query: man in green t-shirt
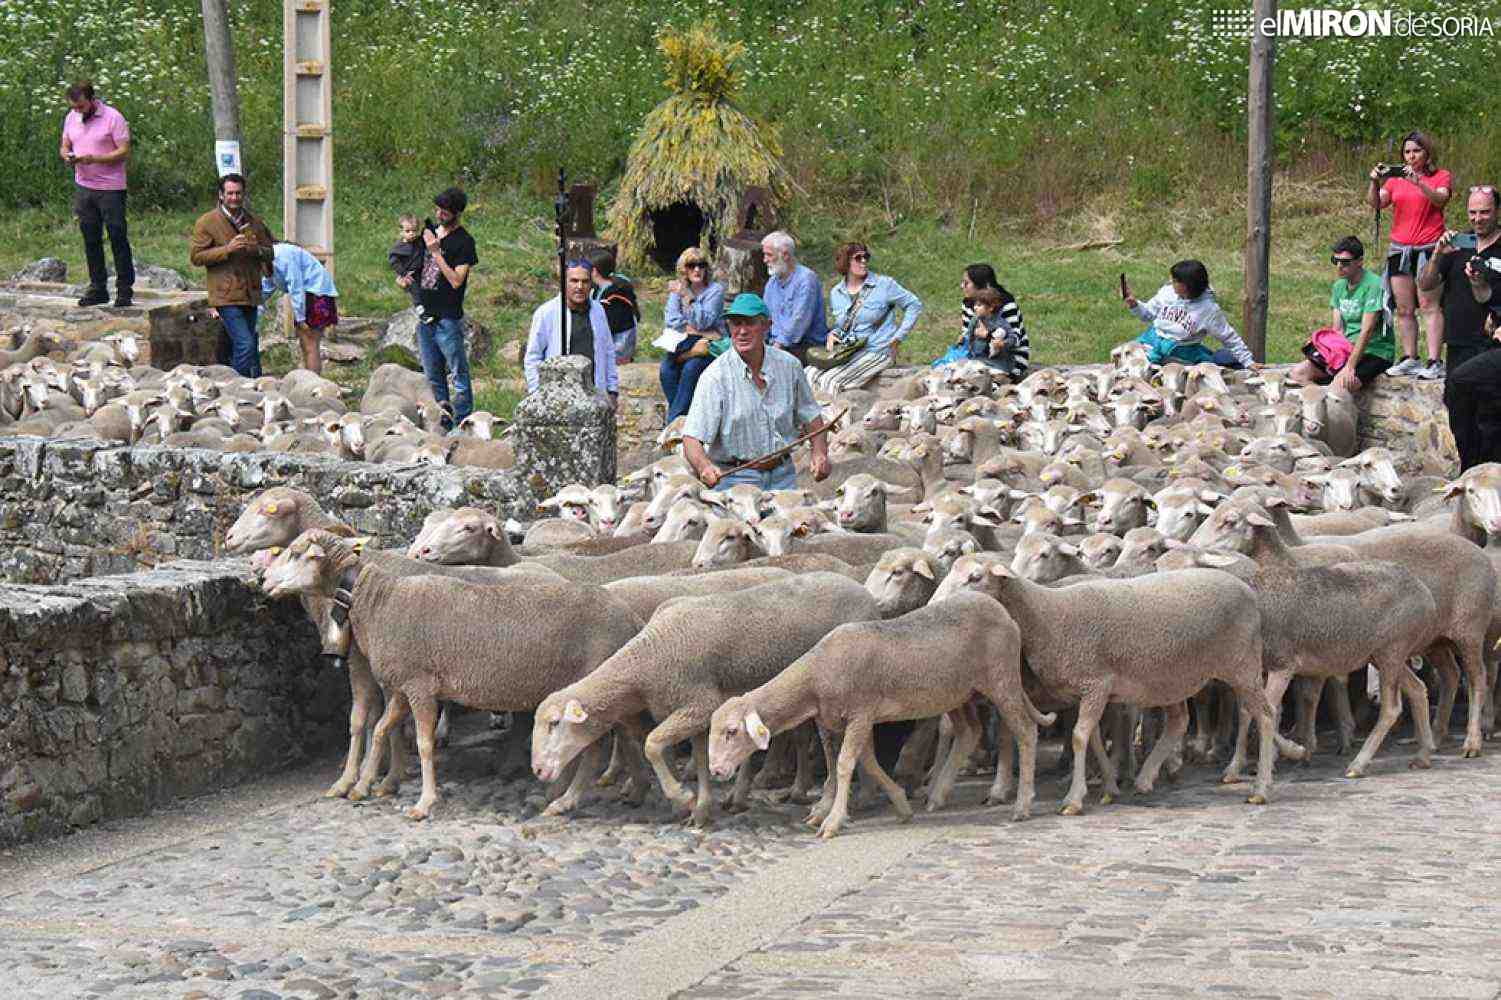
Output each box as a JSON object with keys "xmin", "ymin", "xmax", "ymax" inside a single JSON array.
[{"xmin": 1291, "ymin": 236, "xmax": 1393, "ymax": 391}]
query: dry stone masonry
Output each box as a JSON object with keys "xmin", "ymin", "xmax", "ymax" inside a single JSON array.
[{"xmin": 0, "ymin": 560, "xmax": 343, "ymax": 846}]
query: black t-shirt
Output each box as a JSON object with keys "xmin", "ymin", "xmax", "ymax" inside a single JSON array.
[
  {"xmin": 417, "ymin": 226, "xmax": 479, "ymax": 320},
  {"xmin": 566, "ymin": 306, "xmax": 596, "ymax": 384},
  {"xmin": 594, "ymin": 277, "xmax": 639, "ymax": 335},
  {"xmin": 1436, "ymin": 238, "xmax": 1501, "ymax": 348}
]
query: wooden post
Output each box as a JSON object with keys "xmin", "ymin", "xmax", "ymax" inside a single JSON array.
[
  {"xmin": 1243, "ymin": 0, "xmax": 1276, "ymax": 362},
  {"xmin": 283, "ymin": 0, "xmax": 334, "ymax": 276},
  {"xmin": 201, "ymin": 0, "xmax": 243, "ymax": 173}
]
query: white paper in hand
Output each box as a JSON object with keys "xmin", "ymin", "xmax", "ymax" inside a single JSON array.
[{"xmin": 652, "ymin": 328, "xmax": 689, "ymax": 353}]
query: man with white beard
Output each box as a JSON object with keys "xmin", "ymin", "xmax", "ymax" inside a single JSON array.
[{"xmin": 760, "ymin": 230, "xmax": 827, "ymax": 363}]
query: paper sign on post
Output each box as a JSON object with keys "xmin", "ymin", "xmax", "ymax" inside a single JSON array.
[{"xmin": 215, "ymin": 140, "xmax": 242, "ymax": 176}]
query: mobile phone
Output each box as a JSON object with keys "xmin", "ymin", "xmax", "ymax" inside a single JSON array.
[
  {"xmin": 1119, "ymin": 273, "xmax": 1129, "ymax": 300},
  {"xmin": 1452, "ymin": 232, "xmax": 1479, "ymax": 251}
]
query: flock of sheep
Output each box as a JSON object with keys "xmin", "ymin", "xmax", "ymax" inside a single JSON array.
[
  {"xmin": 0, "ymin": 326, "xmax": 513, "ymax": 467},
  {"xmin": 215, "ymin": 342, "xmax": 1500, "ymax": 839}
]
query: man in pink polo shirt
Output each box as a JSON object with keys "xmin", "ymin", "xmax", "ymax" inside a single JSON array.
[{"xmin": 58, "ymin": 80, "xmax": 135, "ymax": 308}]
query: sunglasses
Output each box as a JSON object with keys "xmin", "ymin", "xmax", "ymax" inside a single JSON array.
[
  {"xmin": 850, "ymin": 252, "xmax": 870, "ymax": 263},
  {"xmin": 565, "ymin": 259, "xmax": 593, "ymax": 272},
  {"xmin": 1471, "ymin": 185, "xmax": 1496, "ymax": 194},
  {"xmin": 685, "ymin": 261, "xmax": 707, "ymax": 269},
  {"xmin": 1331, "ymin": 256, "xmax": 1360, "ymax": 266}
]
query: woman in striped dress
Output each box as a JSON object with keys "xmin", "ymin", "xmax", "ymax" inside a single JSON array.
[
  {"xmin": 806, "ymin": 241, "xmax": 924, "ymax": 394},
  {"xmin": 957, "ymin": 263, "xmax": 1029, "ymax": 376}
]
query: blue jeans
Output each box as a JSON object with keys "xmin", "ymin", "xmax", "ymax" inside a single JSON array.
[
  {"xmin": 418, "ymin": 316, "xmax": 473, "ymax": 426},
  {"xmin": 220, "ymin": 305, "xmax": 261, "ymax": 377},
  {"xmin": 714, "ymin": 457, "xmax": 797, "ymax": 492},
  {"xmin": 659, "ymin": 353, "xmax": 712, "ymax": 423}
]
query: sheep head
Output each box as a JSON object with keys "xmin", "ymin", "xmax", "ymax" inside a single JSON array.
[{"xmin": 708, "ymin": 695, "xmax": 772, "ymax": 779}]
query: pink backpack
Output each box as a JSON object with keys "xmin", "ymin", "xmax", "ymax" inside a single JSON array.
[{"xmin": 1302, "ymin": 327, "xmax": 1354, "ymax": 374}]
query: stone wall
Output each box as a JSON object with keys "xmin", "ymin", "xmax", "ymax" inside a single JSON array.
[
  {"xmin": 1356, "ymin": 376, "xmax": 1456, "ymax": 475},
  {"xmin": 0, "ymin": 437, "xmax": 528, "ymax": 586},
  {"xmin": 0, "ymin": 561, "xmax": 341, "ymax": 846}
]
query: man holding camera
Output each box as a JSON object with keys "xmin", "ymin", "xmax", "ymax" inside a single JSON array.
[
  {"xmin": 1420, "ymin": 185, "xmax": 1501, "ymax": 470},
  {"xmin": 189, "ymin": 173, "xmax": 275, "ymax": 378},
  {"xmin": 59, "ymin": 81, "xmax": 135, "ymax": 308},
  {"xmin": 416, "ymin": 187, "xmax": 479, "ymax": 429}
]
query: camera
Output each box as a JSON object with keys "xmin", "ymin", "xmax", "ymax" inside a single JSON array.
[
  {"xmin": 1374, "ymin": 163, "xmax": 1407, "ymax": 181},
  {"xmin": 1451, "ymin": 232, "xmax": 1479, "ymax": 251},
  {"xmin": 1471, "ymin": 255, "xmax": 1501, "ymax": 280}
]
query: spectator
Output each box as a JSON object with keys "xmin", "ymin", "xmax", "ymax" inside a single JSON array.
[
  {"xmin": 586, "ymin": 247, "xmax": 640, "ymax": 364},
  {"xmin": 1286, "ymin": 236, "xmax": 1392, "ymax": 391},
  {"xmin": 524, "ymin": 260, "xmax": 619, "ymax": 408},
  {"xmin": 659, "ymin": 247, "xmax": 727, "ymax": 423},
  {"xmin": 1122, "ymin": 259, "xmax": 1254, "ymax": 369},
  {"xmin": 1370, "ymin": 131, "xmax": 1452, "ymax": 380},
  {"xmin": 262, "ymin": 242, "xmax": 339, "ymax": 375},
  {"xmin": 807, "ymin": 241, "xmax": 924, "ymax": 393},
  {"xmin": 59, "ymin": 80, "xmax": 134, "ymax": 308},
  {"xmin": 956, "ymin": 263, "xmax": 1030, "ymax": 377},
  {"xmin": 416, "ymin": 187, "xmax": 479, "ymax": 428},
  {"xmin": 760, "ymin": 231, "xmax": 827, "ymax": 362},
  {"xmin": 683, "ymin": 293, "xmax": 830, "ymax": 492},
  {"xmin": 1421, "ymin": 186, "xmax": 1501, "ymax": 470},
  {"xmin": 389, "ymin": 213, "xmax": 425, "ymax": 317},
  {"xmin": 189, "ymin": 172, "xmax": 275, "ymax": 378},
  {"xmin": 933, "ymin": 286, "xmax": 1024, "ymax": 380}
]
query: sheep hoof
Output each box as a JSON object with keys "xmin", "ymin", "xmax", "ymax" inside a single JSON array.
[
  {"xmin": 541, "ymin": 798, "xmax": 574, "ymax": 817},
  {"xmin": 1100, "ymin": 792, "xmax": 1118, "ymax": 806},
  {"xmin": 374, "ymin": 782, "xmax": 400, "ymax": 799},
  {"xmin": 1010, "ymin": 805, "xmax": 1032, "ymax": 822},
  {"xmin": 347, "ymin": 785, "xmax": 370, "ymax": 802},
  {"xmin": 405, "ymin": 805, "xmax": 431, "ymax": 820},
  {"xmin": 1462, "ymin": 744, "xmax": 1483, "ymax": 759},
  {"xmin": 816, "ymin": 816, "xmax": 846, "ymax": 839},
  {"xmin": 764, "ymin": 787, "xmax": 793, "ymax": 803},
  {"xmin": 1245, "ymin": 793, "xmax": 1267, "ymax": 806},
  {"xmin": 324, "ymin": 783, "xmax": 352, "ymax": 799},
  {"xmin": 1058, "ymin": 802, "xmax": 1083, "ymax": 817},
  {"xmin": 983, "ymin": 792, "xmax": 1013, "ymax": 807},
  {"xmin": 1219, "ymin": 773, "xmax": 1245, "ymax": 785},
  {"xmin": 1343, "ymin": 767, "xmax": 1364, "ymax": 779},
  {"xmin": 1408, "ymin": 756, "xmax": 1432, "ymax": 770},
  {"xmin": 719, "ymin": 795, "xmax": 750, "ymax": 814}
]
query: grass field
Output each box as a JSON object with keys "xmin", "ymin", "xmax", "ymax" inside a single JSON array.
[{"xmin": 0, "ymin": 170, "xmax": 1416, "ymax": 415}]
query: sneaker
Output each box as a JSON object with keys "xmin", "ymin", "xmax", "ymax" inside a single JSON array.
[
  {"xmin": 1417, "ymin": 359, "xmax": 1445, "ymax": 381},
  {"xmin": 1387, "ymin": 356, "xmax": 1422, "ymax": 377},
  {"xmin": 76, "ymin": 289, "xmax": 108, "ymax": 307},
  {"xmin": 112, "ymin": 291, "xmax": 133, "ymax": 308}
]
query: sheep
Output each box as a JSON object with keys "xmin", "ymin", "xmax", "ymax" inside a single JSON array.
[
  {"xmin": 752, "ymin": 508, "xmax": 845, "ymax": 556},
  {"xmin": 538, "ymin": 539, "xmax": 702, "ymax": 584},
  {"xmin": 1084, "ymin": 477, "xmax": 1156, "ymax": 535},
  {"xmin": 264, "ymin": 530, "xmax": 645, "ymax": 820},
  {"xmin": 524, "ymin": 518, "xmax": 595, "ymax": 548},
  {"xmin": 932, "ymin": 561, "xmax": 1277, "ymax": 812},
  {"xmin": 458, "ymin": 410, "xmax": 505, "ymax": 439},
  {"xmin": 417, "ymin": 435, "xmax": 516, "ymax": 470},
  {"xmin": 531, "ymin": 573, "xmax": 881, "ymax": 826},
  {"xmin": 406, "ymin": 507, "xmax": 519, "ymax": 566},
  {"xmin": 708, "ymin": 592, "xmax": 1057, "ymax": 837},
  {"xmin": 652, "ymin": 497, "xmax": 714, "ymax": 543},
  {"xmin": 1296, "ymin": 382, "xmax": 1358, "ymax": 458},
  {"xmin": 864, "ymin": 547, "xmax": 942, "ymax": 618},
  {"xmin": 602, "ymin": 566, "xmax": 793, "ymax": 622},
  {"xmin": 1077, "ymin": 532, "xmax": 1124, "ymax": 570},
  {"xmin": 832, "ymin": 473, "xmax": 912, "ymax": 532},
  {"xmin": 1437, "ymin": 462, "xmax": 1501, "ymax": 545},
  {"xmin": 1186, "ymin": 516, "xmax": 1440, "ymax": 771},
  {"xmin": 922, "ymin": 528, "xmax": 980, "ymax": 576}
]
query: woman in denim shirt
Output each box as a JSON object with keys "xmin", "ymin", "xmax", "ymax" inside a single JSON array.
[
  {"xmin": 659, "ymin": 246, "xmax": 728, "ymax": 422},
  {"xmin": 807, "ymin": 241, "xmax": 923, "ymax": 393}
]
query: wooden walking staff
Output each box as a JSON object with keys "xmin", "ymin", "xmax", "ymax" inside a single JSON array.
[{"xmin": 718, "ymin": 406, "xmax": 848, "ymax": 478}]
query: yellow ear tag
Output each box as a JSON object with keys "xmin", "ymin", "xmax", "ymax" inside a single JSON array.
[
  {"xmin": 563, "ymin": 700, "xmax": 589, "ymax": 724},
  {"xmin": 263, "ymin": 501, "xmax": 279, "ymax": 514},
  {"xmin": 1223, "ymin": 466, "xmax": 1240, "ymax": 477}
]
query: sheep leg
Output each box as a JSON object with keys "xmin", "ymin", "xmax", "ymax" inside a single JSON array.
[
  {"xmin": 1426, "ymin": 647, "xmax": 1460, "ymax": 747},
  {"xmin": 918, "ymin": 714, "xmax": 955, "ymax": 801},
  {"xmin": 1061, "ymin": 690, "xmax": 1110, "ymax": 816},
  {"xmin": 1262, "ymin": 670, "xmax": 1310, "ymax": 763},
  {"xmin": 643, "ymin": 710, "xmax": 706, "ymax": 813},
  {"xmin": 1326, "ymin": 676, "xmax": 1356, "ymax": 754},
  {"xmin": 596, "ymin": 732, "xmax": 627, "ymax": 787},
  {"xmin": 614, "ymin": 717, "xmax": 652, "ymax": 806},
  {"xmin": 1401, "ymin": 664, "xmax": 1437, "ymax": 764},
  {"xmin": 817, "ymin": 722, "xmax": 871, "ymax": 839},
  {"xmin": 751, "ymin": 732, "xmax": 796, "ymax": 790},
  {"xmin": 986, "ymin": 718, "xmax": 1017, "ymax": 806},
  {"xmin": 857, "ymin": 739, "xmax": 913, "ymax": 823},
  {"xmin": 351, "ymin": 691, "xmax": 409, "ymax": 801},
  {"xmin": 435, "ymin": 702, "xmax": 451, "ymax": 748},
  {"xmin": 328, "ymin": 655, "xmax": 381, "ymax": 798},
  {"xmin": 1345, "ymin": 667, "xmax": 1408, "ymax": 778},
  {"xmin": 1456, "ymin": 639, "xmax": 1489, "ymax": 758},
  {"xmin": 1134, "ymin": 701, "xmax": 1188, "ymax": 795},
  {"xmin": 806, "ymin": 725, "xmax": 840, "ymax": 826},
  {"xmin": 1186, "ymin": 688, "xmax": 1213, "ymax": 762},
  {"xmin": 1088, "ymin": 724, "xmax": 1120, "ymax": 803},
  {"xmin": 1292, "ymin": 676, "xmax": 1320, "ymax": 756},
  {"xmin": 892, "ymin": 717, "xmax": 938, "ymax": 791},
  {"xmin": 1214, "ymin": 684, "xmax": 1238, "ymax": 761},
  {"xmin": 1236, "ymin": 676, "xmax": 1278, "ymax": 805},
  {"xmin": 405, "ymin": 693, "xmax": 442, "ymax": 820},
  {"xmin": 788, "ymin": 723, "xmax": 822, "ymax": 804},
  {"xmin": 377, "ymin": 713, "xmax": 407, "ymax": 798},
  {"xmin": 990, "ymin": 693, "xmax": 1046, "ymax": 822},
  {"xmin": 544, "ymin": 740, "xmax": 605, "ymax": 816},
  {"xmin": 722, "ymin": 753, "xmax": 755, "ymax": 814},
  {"xmin": 926, "ymin": 704, "xmax": 979, "ymax": 812}
]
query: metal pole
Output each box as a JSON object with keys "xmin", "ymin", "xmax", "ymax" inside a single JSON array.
[
  {"xmin": 201, "ymin": 0, "xmax": 243, "ymax": 174},
  {"xmin": 1243, "ymin": 0, "xmax": 1276, "ymax": 363}
]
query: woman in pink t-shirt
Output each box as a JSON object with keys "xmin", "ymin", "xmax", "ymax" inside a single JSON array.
[{"xmin": 1367, "ymin": 130, "xmax": 1452, "ymax": 379}]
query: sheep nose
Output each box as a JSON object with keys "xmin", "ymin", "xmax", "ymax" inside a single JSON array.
[{"xmin": 418, "ymin": 546, "xmax": 432, "ymax": 557}]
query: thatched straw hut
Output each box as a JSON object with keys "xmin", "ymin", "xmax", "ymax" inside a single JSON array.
[{"xmin": 606, "ymin": 26, "xmax": 790, "ymax": 273}]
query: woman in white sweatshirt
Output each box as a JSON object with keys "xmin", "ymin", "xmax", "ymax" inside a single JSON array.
[{"xmin": 1122, "ymin": 259, "xmax": 1255, "ymax": 368}]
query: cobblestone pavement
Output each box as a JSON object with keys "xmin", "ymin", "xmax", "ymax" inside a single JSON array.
[{"xmin": 4, "ymin": 723, "xmax": 1501, "ymax": 1000}]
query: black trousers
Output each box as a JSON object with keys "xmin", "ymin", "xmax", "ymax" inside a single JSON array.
[
  {"xmin": 74, "ymin": 185, "xmax": 134, "ymax": 295},
  {"xmin": 1445, "ymin": 341, "xmax": 1501, "ymax": 471}
]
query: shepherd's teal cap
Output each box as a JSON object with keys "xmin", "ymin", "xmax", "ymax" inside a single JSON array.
[{"xmin": 724, "ymin": 293, "xmax": 770, "ymax": 318}]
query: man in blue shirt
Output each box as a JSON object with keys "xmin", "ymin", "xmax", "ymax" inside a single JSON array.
[{"xmin": 760, "ymin": 231, "xmax": 827, "ymax": 363}]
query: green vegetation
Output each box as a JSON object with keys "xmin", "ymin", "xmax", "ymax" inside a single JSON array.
[{"xmin": 4, "ymin": 0, "xmax": 1500, "ymax": 413}]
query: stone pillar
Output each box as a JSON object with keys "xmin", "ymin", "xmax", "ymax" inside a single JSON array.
[{"xmin": 512, "ymin": 355, "xmax": 616, "ymax": 503}]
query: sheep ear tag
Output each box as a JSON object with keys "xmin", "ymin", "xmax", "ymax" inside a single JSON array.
[
  {"xmin": 263, "ymin": 501, "xmax": 279, "ymax": 514},
  {"xmin": 745, "ymin": 710, "xmax": 771, "ymax": 751},
  {"xmin": 563, "ymin": 700, "xmax": 589, "ymax": 724}
]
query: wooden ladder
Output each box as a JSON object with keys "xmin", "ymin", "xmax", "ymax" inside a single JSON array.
[{"xmin": 282, "ymin": 0, "xmax": 334, "ymax": 279}]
